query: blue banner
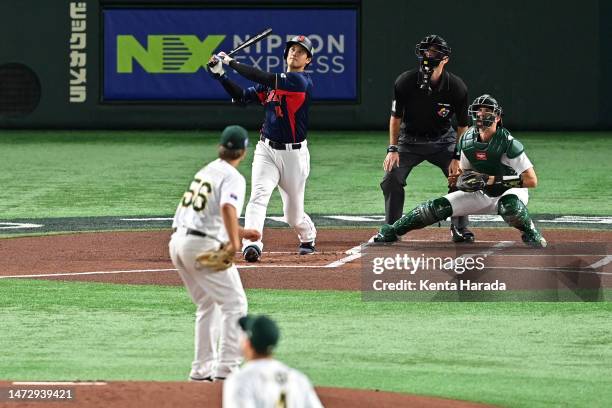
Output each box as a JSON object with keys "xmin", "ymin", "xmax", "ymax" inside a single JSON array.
[{"xmin": 103, "ymin": 8, "xmax": 358, "ymax": 101}]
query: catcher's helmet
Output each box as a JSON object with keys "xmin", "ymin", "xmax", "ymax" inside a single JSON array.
[
  {"xmin": 415, "ymin": 34, "xmax": 451, "ymax": 59},
  {"xmin": 469, "ymin": 94, "xmax": 503, "ymax": 128},
  {"xmin": 284, "ymin": 35, "xmax": 314, "ymax": 59}
]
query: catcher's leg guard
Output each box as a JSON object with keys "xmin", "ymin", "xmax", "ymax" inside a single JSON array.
[
  {"xmin": 497, "ymin": 194, "xmax": 547, "ymax": 248},
  {"xmin": 373, "ymin": 224, "xmax": 398, "ymax": 243},
  {"xmin": 393, "ymin": 197, "xmax": 453, "ymax": 236}
]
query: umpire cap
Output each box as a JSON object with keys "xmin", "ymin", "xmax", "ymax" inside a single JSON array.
[
  {"xmin": 238, "ymin": 314, "xmax": 280, "ymax": 355},
  {"xmin": 284, "ymin": 35, "xmax": 314, "ymax": 59},
  {"xmin": 220, "ymin": 125, "xmax": 249, "ymax": 150}
]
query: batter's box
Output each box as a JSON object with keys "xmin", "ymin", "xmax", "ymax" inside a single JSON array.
[
  {"xmin": 360, "ymin": 242, "xmax": 611, "ymax": 302},
  {"xmin": 236, "ymin": 250, "xmax": 347, "ymax": 267}
]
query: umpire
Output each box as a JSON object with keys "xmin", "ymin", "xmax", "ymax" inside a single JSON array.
[{"xmin": 381, "ymin": 34, "xmax": 473, "ymax": 242}]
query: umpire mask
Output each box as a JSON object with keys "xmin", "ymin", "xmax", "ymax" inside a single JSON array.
[{"xmin": 415, "ymin": 35, "xmax": 451, "ymax": 93}]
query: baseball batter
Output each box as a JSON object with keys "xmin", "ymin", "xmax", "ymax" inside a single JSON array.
[
  {"xmin": 169, "ymin": 126, "xmax": 260, "ymax": 381},
  {"xmin": 207, "ymin": 35, "xmax": 317, "ymax": 262},
  {"xmin": 374, "ymin": 94, "xmax": 547, "ymax": 248},
  {"xmin": 223, "ymin": 314, "xmax": 323, "ymax": 408}
]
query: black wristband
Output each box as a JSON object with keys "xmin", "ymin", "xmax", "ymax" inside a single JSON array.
[
  {"xmin": 453, "ymin": 145, "xmax": 460, "ymax": 160},
  {"xmin": 387, "ymin": 145, "xmax": 399, "ymax": 153}
]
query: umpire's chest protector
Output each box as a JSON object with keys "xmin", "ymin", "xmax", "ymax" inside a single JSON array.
[{"xmin": 460, "ymin": 128, "xmax": 524, "ymax": 175}]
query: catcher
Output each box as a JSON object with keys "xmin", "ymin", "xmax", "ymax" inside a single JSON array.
[
  {"xmin": 169, "ymin": 125, "xmax": 261, "ymax": 382},
  {"xmin": 374, "ymin": 94, "xmax": 546, "ymax": 248}
]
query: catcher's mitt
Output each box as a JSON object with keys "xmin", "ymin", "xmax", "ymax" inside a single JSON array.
[
  {"xmin": 456, "ymin": 170, "xmax": 489, "ymax": 192},
  {"xmin": 196, "ymin": 243, "xmax": 234, "ymax": 272}
]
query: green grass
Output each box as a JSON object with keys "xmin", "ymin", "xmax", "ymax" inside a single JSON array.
[
  {"xmin": 0, "ymin": 130, "xmax": 610, "ymax": 218},
  {"xmin": 1, "ymin": 279, "xmax": 611, "ymax": 407}
]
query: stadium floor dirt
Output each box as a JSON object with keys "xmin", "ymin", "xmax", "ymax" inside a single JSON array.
[
  {"xmin": 0, "ymin": 228, "xmax": 610, "ymax": 289},
  {"xmin": 1, "ymin": 227, "xmax": 610, "ymax": 407},
  {"xmin": 0, "ymin": 380, "xmax": 496, "ymax": 408}
]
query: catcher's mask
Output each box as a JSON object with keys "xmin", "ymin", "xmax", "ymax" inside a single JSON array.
[
  {"xmin": 415, "ymin": 34, "xmax": 451, "ymax": 93},
  {"xmin": 284, "ymin": 35, "xmax": 313, "ymax": 61},
  {"xmin": 469, "ymin": 94, "xmax": 503, "ymax": 129}
]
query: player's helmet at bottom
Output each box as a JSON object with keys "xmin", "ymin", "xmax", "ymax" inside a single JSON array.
[
  {"xmin": 284, "ymin": 35, "xmax": 314, "ymax": 60},
  {"xmin": 469, "ymin": 94, "xmax": 503, "ymax": 128}
]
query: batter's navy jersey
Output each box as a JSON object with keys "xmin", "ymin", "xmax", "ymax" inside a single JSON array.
[{"xmin": 244, "ymin": 72, "xmax": 312, "ymax": 144}]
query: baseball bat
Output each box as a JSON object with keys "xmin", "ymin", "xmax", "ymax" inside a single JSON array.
[
  {"xmin": 208, "ymin": 28, "xmax": 273, "ymax": 67},
  {"xmin": 227, "ymin": 28, "xmax": 273, "ymax": 57}
]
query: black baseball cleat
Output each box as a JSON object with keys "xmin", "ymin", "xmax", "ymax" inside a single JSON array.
[
  {"xmin": 189, "ymin": 375, "xmax": 213, "ymax": 382},
  {"xmin": 298, "ymin": 242, "xmax": 315, "ymax": 255},
  {"xmin": 450, "ymin": 225, "xmax": 475, "ymax": 243},
  {"xmin": 243, "ymin": 245, "xmax": 261, "ymax": 262},
  {"xmin": 521, "ymin": 232, "xmax": 547, "ymax": 248}
]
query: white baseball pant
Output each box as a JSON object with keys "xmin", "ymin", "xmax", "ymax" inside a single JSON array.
[
  {"xmin": 242, "ymin": 139, "xmax": 317, "ymax": 251},
  {"xmin": 445, "ymin": 188, "xmax": 529, "ymax": 215},
  {"xmin": 169, "ymin": 229, "xmax": 247, "ymax": 378}
]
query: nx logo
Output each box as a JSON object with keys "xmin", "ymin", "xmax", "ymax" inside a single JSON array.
[{"xmin": 117, "ymin": 35, "xmax": 225, "ymax": 73}]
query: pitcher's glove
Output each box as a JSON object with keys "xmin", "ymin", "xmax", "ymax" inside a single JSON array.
[
  {"xmin": 456, "ymin": 170, "xmax": 489, "ymax": 193},
  {"xmin": 196, "ymin": 243, "xmax": 234, "ymax": 271}
]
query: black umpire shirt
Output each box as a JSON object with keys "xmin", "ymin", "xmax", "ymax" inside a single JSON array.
[{"xmin": 391, "ymin": 68, "xmax": 468, "ymax": 148}]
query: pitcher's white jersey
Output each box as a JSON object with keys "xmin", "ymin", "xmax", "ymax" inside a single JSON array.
[
  {"xmin": 223, "ymin": 359, "xmax": 323, "ymax": 408},
  {"xmin": 173, "ymin": 158, "xmax": 246, "ymax": 241}
]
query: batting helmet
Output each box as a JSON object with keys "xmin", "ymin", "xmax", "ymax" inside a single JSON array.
[
  {"xmin": 284, "ymin": 35, "xmax": 314, "ymax": 59},
  {"xmin": 414, "ymin": 34, "xmax": 451, "ymax": 59},
  {"xmin": 469, "ymin": 94, "xmax": 503, "ymax": 128}
]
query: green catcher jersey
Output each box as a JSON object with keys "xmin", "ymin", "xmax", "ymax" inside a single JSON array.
[{"xmin": 458, "ymin": 127, "xmax": 524, "ymax": 176}]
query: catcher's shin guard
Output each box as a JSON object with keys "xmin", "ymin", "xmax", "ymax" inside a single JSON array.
[
  {"xmin": 393, "ymin": 197, "xmax": 453, "ymax": 236},
  {"xmin": 373, "ymin": 224, "xmax": 398, "ymax": 243},
  {"xmin": 497, "ymin": 194, "xmax": 547, "ymax": 248}
]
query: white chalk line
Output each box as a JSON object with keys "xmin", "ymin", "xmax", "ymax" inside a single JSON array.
[
  {"xmin": 0, "ymin": 268, "xmax": 178, "ymax": 279},
  {"xmin": 322, "ymin": 241, "xmax": 524, "ymax": 268},
  {"xmin": 483, "ymin": 266, "xmax": 612, "ymax": 276},
  {"xmin": 489, "ymin": 254, "xmax": 611, "ymax": 257},
  {"xmin": 0, "ymin": 264, "xmax": 334, "ymax": 279},
  {"xmin": 325, "ymin": 245, "xmax": 363, "ymax": 268},
  {"xmin": 1, "ymin": 262, "xmax": 610, "ymax": 280},
  {"xmin": 1, "ymin": 244, "xmax": 609, "ymax": 279},
  {"xmin": 238, "ymin": 265, "xmax": 329, "ymax": 269},
  {"xmin": 398, "ymin": 239, "xmax": 520, "ymax": 243},
  {"xmin": 587, "ymin": 255, "xmax": 612, "ymax": 270}
]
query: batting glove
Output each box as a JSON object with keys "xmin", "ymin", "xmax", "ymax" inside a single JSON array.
[
  {"xmin": 209, "ymin": 59, "xmax": 225, "ymax": 75},
  {"xmin": 216, "ymin": 52, "xmax": 234, "ymax": 65}
]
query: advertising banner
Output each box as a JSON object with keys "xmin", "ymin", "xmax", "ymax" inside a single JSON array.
[{"xmin": 103, "ymin": 8, "xmax": 358, "ymax": 101}]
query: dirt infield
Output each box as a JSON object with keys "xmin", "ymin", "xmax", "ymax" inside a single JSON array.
[
  {"xmin": 0, "ymin": 381, "xmax": 495, "ymax": 408},
  {"xmin": 0, "ymin": 227, "xmax": 609, "ymax": 290},
  {"xmin": 1, "ymin": 227, "xmax": 610, "ymax": 407}
]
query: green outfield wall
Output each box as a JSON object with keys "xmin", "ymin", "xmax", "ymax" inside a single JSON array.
[{"xmin": 0, "ymin": 0, "xmax": 610, "ymax": 130}]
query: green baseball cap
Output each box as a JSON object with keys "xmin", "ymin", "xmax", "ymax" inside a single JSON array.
[
  {"xmin": 220, "ymin": 125, "xmax": 249, "ymax": 150},
  {"xmin": 238, "ymin": 314, "xmax": 280, "ymax": 354}
]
